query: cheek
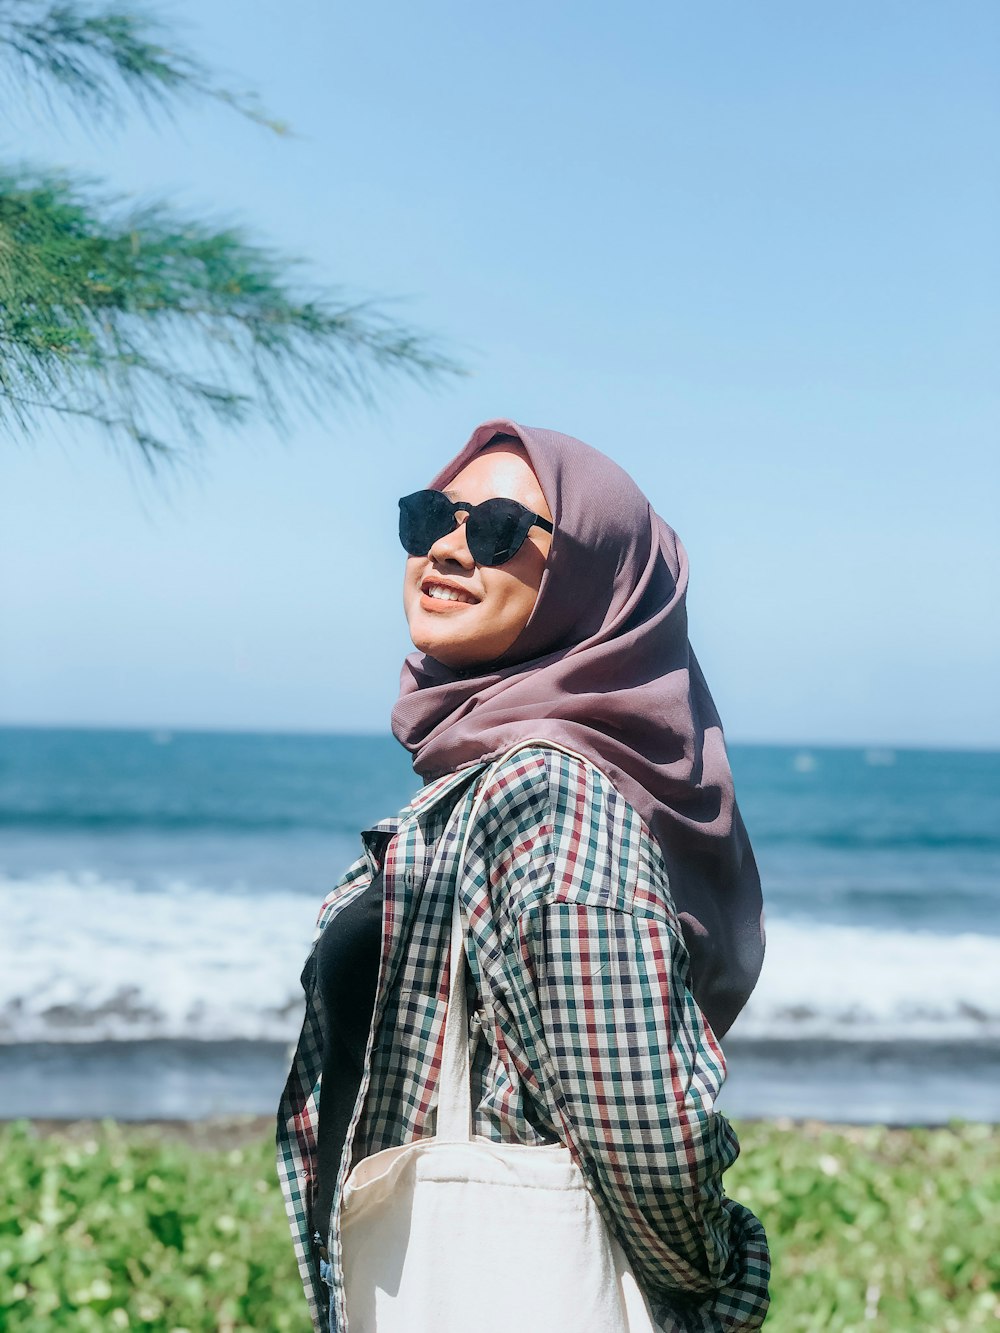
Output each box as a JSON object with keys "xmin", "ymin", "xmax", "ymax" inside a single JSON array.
[
  {"xmin": 487, "ymin": 572, "xmax": 538, "ymax": 636},
  {"xmin": 497, "ymin": 544, "xmax": 546, "ymax": 618},
  {"xmin": 402, "ymin": 560, "xmax": 422, "ymax": 608}
]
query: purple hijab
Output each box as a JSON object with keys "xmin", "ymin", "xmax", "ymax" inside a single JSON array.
[{"xmin": 391, "ymin": 419, "xmax": 765, "ymax": 1037}]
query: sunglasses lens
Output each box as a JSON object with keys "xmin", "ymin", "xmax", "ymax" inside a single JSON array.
[
  {"xmin": 467, "ymin": 497, "xmax": 530, "ymax": 566},
  {"xmin": 399, "ymin": 491, "xmax": 538, "ymax": 566},
  {"xmin": 399, "ymin": 490, "xmax": 454, "ymax": 556}
]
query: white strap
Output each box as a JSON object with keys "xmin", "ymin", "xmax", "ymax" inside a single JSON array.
[
  {"xmin": 435, "ymin": 772, "xmax": 492, "ymax": 1142},
  {"xmin": 435, "ymin": 738, "xmax": 594, "ymax": 1143}
]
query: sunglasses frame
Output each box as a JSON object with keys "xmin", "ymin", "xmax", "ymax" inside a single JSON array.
[{"xmin": 399, "ymin": 489, "xmax": 554, "ymax": 567}]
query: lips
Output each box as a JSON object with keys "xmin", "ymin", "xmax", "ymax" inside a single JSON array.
[{"xmin": 420, "ymin": 578, "xmax": 480, "ymax": 606}]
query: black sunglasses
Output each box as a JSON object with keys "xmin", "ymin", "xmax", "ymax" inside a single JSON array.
[{"xmin": 398, "ymin": 489, "xmax": 553, "ymax": 567}]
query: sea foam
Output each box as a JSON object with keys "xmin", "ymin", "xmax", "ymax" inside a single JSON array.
[
  {"xmin": 3, "ymin": 872, "xmax": 999, "ymax": 1044},
  {"xmin": 1, "ymin": 872, "xmax": 318, "ymax": 1043},
  {"xmin": 731, "ymin": 917, "xmax": 1000, "ymax": 1041}
]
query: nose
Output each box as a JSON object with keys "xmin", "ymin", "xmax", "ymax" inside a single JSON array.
[{"xmin": 427, "ymin": 513, "xmax": 475, "ymax": 568}]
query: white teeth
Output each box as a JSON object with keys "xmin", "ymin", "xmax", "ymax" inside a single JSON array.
[{"xmin": 426, "ymin": 584, "xmax": 471, "ymax": 603}]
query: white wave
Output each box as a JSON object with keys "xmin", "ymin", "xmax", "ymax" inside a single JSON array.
[
  {"xmin": 0, "ymin": 871, "xmax": 319, "ymax": 1043},
  {"xmin": 2, "ymin": 873, "xmax": 999, "ymax": 1044},
  {"xmin": 731, "ymin": 918, "xmax": 1000, "ymax": 1042}
]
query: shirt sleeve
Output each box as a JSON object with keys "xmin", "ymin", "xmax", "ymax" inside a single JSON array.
[{"xmin": 481, "ymin": 752, "xmax": 770, "ymax": 1331}]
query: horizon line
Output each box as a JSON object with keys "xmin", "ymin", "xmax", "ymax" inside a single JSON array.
[{"xmin": 1, "ymin": 720, "xmax": 997, "ymax": 756}]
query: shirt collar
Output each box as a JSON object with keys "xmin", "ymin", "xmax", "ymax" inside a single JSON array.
[{"xmin": 360, "ymin": 761, "xmax": 489, "ymax": 853}]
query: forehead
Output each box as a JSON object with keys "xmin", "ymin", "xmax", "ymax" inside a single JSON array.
[{"xmin": 443, "ymin": 444, "xmax": 547, "ymax": 512}]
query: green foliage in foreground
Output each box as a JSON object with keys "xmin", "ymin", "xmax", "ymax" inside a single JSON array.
[
  {"xmin": 0, "ymin": 1119, "xmax": 303, "ymax": 1333},
  {"xmin": 0, "ymin": 1119, "xmax": 996, "ymax": 1331},
  {"xmin": 725, "ymin": 1120, "xmax": 999, "ymax": 1331}
]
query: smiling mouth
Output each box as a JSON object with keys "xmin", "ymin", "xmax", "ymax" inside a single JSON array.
[{"xmin": 421, "ymin": 580, "xmax": 479, "ymax": 606}]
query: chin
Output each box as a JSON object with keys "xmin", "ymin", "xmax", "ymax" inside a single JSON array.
[
  {"xmin": 405, "ymin": 607, "xmax": 465, "ymax": 665},
  {"xmin": 416, "ymin": 638, "xmax": 474, "ymax": 669},
  {"xmin": 408, "ymin": 625, "xmax": 486, "ymax": 671},
  {"xmin": 406, "ymin": 607, "xmax": 519, "ymax": 671}
]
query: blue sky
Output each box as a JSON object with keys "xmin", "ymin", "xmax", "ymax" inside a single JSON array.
[{"xmin": 2, "ymin": 0, "xmax": 998, "ymax": 746}]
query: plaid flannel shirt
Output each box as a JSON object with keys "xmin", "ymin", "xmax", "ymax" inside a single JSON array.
[{"xmin": 276, "ymin": 744, "xmax": 770, "ymax": 1332}]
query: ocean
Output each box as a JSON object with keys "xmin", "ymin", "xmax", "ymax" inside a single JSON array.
[{"xmin": 2, "ymin": 727, "xmax": 998, "ymax": 1124}]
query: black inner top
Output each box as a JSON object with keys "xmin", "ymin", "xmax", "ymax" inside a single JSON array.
[{"xmin": 312, "ymin": 866, "xmax": 384, "ymax": 1252}]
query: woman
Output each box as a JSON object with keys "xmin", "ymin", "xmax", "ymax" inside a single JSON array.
[{"xmin": 277, "ymin": 419, "xmax": 770, "ymax": 1332}]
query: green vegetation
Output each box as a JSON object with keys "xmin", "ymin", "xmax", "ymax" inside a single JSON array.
[
  {"xmin": 725, "ymin": 1119, "xmax": 999, "ymax": 1331},
  {"xmin": 0, "ymin": 1118, "xmax": 304, "ymax": 1333},
  {"xmin": 0, "ymin": 2, "xmax": 460, "ymax": 467},
  {"xmin": 0, "ymin": 1117, "xmax": 996, "ymax": 1331}
]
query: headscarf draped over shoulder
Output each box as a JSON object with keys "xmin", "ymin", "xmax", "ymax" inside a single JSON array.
[{"xmin": 391, "ymin": 418, "xmax": 765, "ymax": 1038}]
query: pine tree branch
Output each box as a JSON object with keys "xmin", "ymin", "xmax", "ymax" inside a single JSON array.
[
  {"xmin": 0, "ymin": 0, "xmax": 286, "ymax": 131},
  {"xmin": 0, "ymin": 168, "xmax": 465, "ymax": 465}
]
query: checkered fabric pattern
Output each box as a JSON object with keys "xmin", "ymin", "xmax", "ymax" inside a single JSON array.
[{"xmin": 276, "ymin": 745, "xmax": 770, "ymax": 1332}]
